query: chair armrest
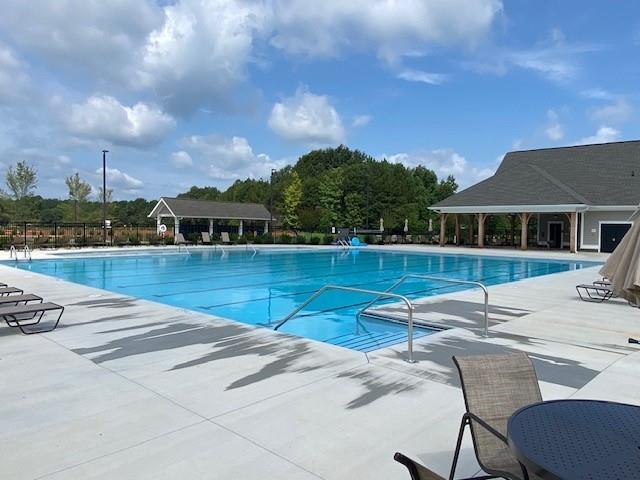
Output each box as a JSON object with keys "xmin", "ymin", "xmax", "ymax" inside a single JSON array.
[{"xmin": 464, "ymin": 412, "xmax": 508, "ymax": 444}]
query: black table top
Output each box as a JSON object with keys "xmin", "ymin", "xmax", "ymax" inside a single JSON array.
[{"xmin": 508, "ymin": 399, "xmax": 640, "ymax": 480}]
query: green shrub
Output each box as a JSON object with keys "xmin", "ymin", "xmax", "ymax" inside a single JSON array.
[
  {"xmin": 364, "ymin": 234, "xmax": 374, "ymax": 244},
  {"xmin": 309, "ymin": 235, "xmax": 320, "ymax": 245},
  {"xmin": 278, "ymin": 235, "xmax": 292, "ymax": 244},
  {"xmin": 296, "ymin": 235, "xmax": 307, "ymax": 244},
  {"xmin": 322, "ymin": 234, "xmax": 334, "ymax": 245},
  {"xmin": 237, "ymin": 236, "xmax": 248, "ymax": 244}
]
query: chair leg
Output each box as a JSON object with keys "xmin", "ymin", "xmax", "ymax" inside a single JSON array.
[{"xmin": 449, "ymin": 415, "xmax": 470, "ymax": 480}]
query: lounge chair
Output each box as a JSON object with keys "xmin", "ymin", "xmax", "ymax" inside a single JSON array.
[
  {"xmin": 394, "ymin": 452, "xmax": 444, "ymax": 480},
  {"xmin": 0, "ymin": 286, "xmax": 24, "ymax": 297},
  {"xmin": 576, "ymin": 283, "xmax": 614, "ymax": 302},
  {"xmin": 0, "ymin": 293, "xmax": 43, "ymax": 306},
  {"xmin": 450, "ymin": 353, "xmax": 543, "ymax": 480},
  {"xmin": 405, "ymin": 234, "xmax": 413, "ymax": 243},
  {"xmin": 0, "ymin": 302, "xmax": 64, "ymax": 334},
  {"xmin": 221, "ymin": 232, "xmax": 231, "ymax": 244},
  {"xmin": 201, "ymin": 231, "xmax": 212, "ymax": 245},
  {"xmin": 175, "ymin": 233, "xmax": 192, "ymax": 245}
]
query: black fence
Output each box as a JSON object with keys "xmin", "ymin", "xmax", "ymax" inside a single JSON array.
[{"xmin": 0, "ymin": 222, "xmax": 165, "ymax": 249}]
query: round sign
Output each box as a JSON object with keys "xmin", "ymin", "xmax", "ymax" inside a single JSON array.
[{"xmin": 158, "ymin": 224, "xmax": 167, "ymax": 233}]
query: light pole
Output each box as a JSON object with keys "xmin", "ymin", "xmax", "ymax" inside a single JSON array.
[
  {"xmin": 102, "ymin": 149, "xmax": 109, "ymax": 245},
  {"xmin": 270, "ymin": 168, "xmax": 276, "ymax": 243}
]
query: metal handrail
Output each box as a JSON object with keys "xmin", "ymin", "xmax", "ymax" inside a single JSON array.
[
  {"xmin": 24, "ymin": 245, "xmax": 31, "ymax": 261},
  {"xmin": 246, "ymin": 243, "xmax": 257, "ymax": 255},
  {"xmin": 177, "ymin": 244, "xmax": 190, "ymax": 255},
  {"xmin": 9, "ymin": 245, "xmax": 16, "ymax": 259},
  {"xmin": 357, "ymin": 275, "xmax": 490, "ymax": 337},
  {"xmin": 273, "ymin": 284, "xmax": 416, "ymax": 363}
]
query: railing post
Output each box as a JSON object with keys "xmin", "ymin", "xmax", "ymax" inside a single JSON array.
[
  {"xmin": 54, "ymin": 222, "xmax": 58, "ymax": 247},
  {"xmin": 23, "ymin": 221, "xmax": 27, "ymax": 246},
  {"xmin": 83, "ymin": 223, "xmax": 87, "ymax": 246}
]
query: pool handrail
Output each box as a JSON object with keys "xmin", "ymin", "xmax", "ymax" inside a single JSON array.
[
  {"xmin": 273, "ymin": 284, "xmax": 416, "ymax": 363},
  {"xmin": 357, "ymin": 275, "xmax": 490, "ymax": 337}
]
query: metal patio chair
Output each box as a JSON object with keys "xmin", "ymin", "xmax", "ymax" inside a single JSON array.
[
  {"xmin": 0, "ymin": 302, "xmax": 64, "ymax": 334},
  {"xmin": 395, "ymin": 452, "xmax": 445, "ymax": 480},
  {"xmin": 450, "ymin": 353, "xmax": 543, "ymax": 480}
]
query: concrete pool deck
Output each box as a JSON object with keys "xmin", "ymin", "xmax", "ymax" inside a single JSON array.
[{"xmin": 0, "ymin": 246, "xmax": 638, "ymax": 479}]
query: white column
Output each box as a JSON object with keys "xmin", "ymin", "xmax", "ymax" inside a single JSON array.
[
  {"xmin": 174, "ymin": 217, "xmax": 180, "ymax": 243},
  {"xmin": 264, "ymin": 220, "xmax": 269, "ymax": 234},
  {"xmin": 238, "ymin": 219, "xmax": 244, "ymax": 236},
  {"xmin": 209, "ymin": 219, "xmax": 214, "ymax": 235},
  {"xmin": 156, "ymin": 215, "xmax": 162, "ymax": 234}
]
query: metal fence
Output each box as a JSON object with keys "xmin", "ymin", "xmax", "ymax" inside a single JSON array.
[{"xmin": 0, "ymin": 222, "xmax": 167, "ymax": 249}]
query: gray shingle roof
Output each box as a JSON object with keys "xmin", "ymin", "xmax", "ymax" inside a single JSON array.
[
  {"xmin": 433, "ymin": 140, "xmax": 640, "ymax": 208},
  {"xmin": 152, "ymin": 197, "xmax": 272, "ymax": 220}
]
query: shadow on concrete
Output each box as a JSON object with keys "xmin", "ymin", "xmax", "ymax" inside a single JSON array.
[
  {"xmin": 336, "ymin": 367, "xmax": 420, "ymax": 409},
  {"xmin": 67, "ymin": 297, "xmax": 139, "ymax": 309}
]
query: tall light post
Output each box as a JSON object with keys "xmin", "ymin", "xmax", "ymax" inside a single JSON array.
[
  {"xmin": 270, "ymin": 168, "xmax": 276, "ymax": 243},
  {"xmin": 102, "ymin": 149, "xmax": 109, "ymax": 245}
]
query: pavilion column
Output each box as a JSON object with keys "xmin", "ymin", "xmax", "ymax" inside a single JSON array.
[
  {"xmin": 520, "ymin": 213, "xmax": 531, "ymax": 250},
  {"xmin": 467, "ymin": 216, "xmax": 474, "ymax": 245},
  {"xmin": 264, "ymin": 220, "xmax": 269, "ymax": 234},
  {"xmin": 478, "ymin": 213, "xmax": 486, "ymax": 248},
  {"xmin": 439, "ymin": 213, "xmax": 448, "ymax": 247},
  {"xmin": 174, "ymin": 217, "xmax": 180, "ymax": 243},
  {"xmin": 566, "ymin": 212, "xmax": 577, "ymax": 253},
  {"xmin": 454, "ymin": 214, "xmax": 461, "ymax": 246},
  {"xmin": 209, "ymin": 219, "xmax": 214, "ymax": 235},
  {"xmin": 238, "ymin": 219, "xmax": 244, "ymax": 237},
  {"xmin": 156, "ymin": 215, "xmax": 162, "ymax": 234}
]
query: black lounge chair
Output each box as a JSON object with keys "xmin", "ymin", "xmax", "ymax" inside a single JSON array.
[
  {"xmin": 450, "ymin": 353, "xmax": 543, "ymax": 480},
  {"xmin": 0, "ymin": 302, "xmax": 64, "ymax": 334},
  {"xmin": 0, "ymin": 286, "xmax": 24, "ymax": 296},
  {"xmin": 394, "ymin": 452, "xmax": 444, "ymax": 480},
  {"xmin": 0, "ymin": 293, "xmax": 43, "ymax": 306},
  {"xmin": 576, "ymin": 283, "xmax": 614, "ymax": 302}
]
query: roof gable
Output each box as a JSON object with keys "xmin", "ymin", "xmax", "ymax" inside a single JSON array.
[{"xmin": 149, "ymin": 197, "xmax": 272, "ymax": 220}]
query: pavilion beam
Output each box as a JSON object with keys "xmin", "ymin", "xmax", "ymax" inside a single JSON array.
[
  {"xmin": 439, "ymin": 213, "xmax": 448, "ymax": 247},
  {"xmin": 478, "ymin": 213, "xmax": 486, "ymax": 248},
  {"xmin": 174, "ymin": 217, "xmax": 180, "ymax": 244},
  {"xmin": 239, "ymin": 219, "xmax": 244, "ymax": 237},
  {"xmin": 454, "ymin": 214, "xmax": 461, "ymax": 246},
  {"xmin": 520, "ymin": 213, "xmax": 531, "ymax": 250},
  {"xmin": 566, "ymin": 212, "xmax": 577, "ymax": 253}
]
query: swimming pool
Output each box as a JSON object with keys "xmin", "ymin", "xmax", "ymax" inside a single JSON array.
[{"xmin": 10, "ymin": 248, "xmax": 598, "ymax": 351}]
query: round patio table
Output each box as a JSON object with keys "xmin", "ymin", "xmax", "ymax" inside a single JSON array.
[{"xmin": 507, "ymin": 399, "xmax": 640, "ymax": 479}]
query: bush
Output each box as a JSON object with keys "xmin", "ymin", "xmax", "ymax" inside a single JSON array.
[
  {"xmin": 309, "ymin": 235, "xmax": 321, "ymax": 245},
  {"xmin": 322, "ymin": 234, "xmax": 334, "ymax": 245},
  {"xmin": 237, "ymin": 235, "xmax": 248, "ymax": 244},
  {"xmin": 278, "ymin": 235, "xmax": 292, "ymax": 244},
  {"xmin": 364, "ymin": 234, "xmax": 374, "ymax": 245},
  {"xmin": 296, "ymin": 235, "xmax": 307, "ymax": 244}
]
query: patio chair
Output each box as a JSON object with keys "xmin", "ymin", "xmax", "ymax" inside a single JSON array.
[
  {"xmin": 0, "ymin": 293, "xmax": 43, "ymax": 306},
  {"xmin": 450, "ymin": 353, "xmax": 542, "ymax": 480},
  {"xmin": 201, "ymin": 231, "xmax": 212, "ymax": 245},
  {"xmin": 221, "ymin": 231, "xmax": 231, "ymax": 244},
  {"xmin": 0, "ymin": 302, "xmax": 64, "ymax": 334},
  {"xmin": 576, "ymin": 283, "xmax": 614, "ymax": 302},
  {"xmin": 175, "ymin": 233, "xmax": 192, "ymax": 245},
  {"xmin": 0, "ymin": 286, "xmax": 24, "ymax": 297},
  {"xmin": 394, "ymin": 452, "xmax": 444, "ymax": 480},
  {"xmin": 405, "ymin": 234, "xmax": 413, "ymax": 243}
]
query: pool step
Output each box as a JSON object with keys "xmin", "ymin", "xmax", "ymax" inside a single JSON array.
[{"xmin": 327, "ymin": 330, "xmax": 428, "ymax": 352}]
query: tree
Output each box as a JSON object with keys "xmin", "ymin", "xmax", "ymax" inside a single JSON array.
[
  {"xmin": 344, "ymin": 192, "xmax": 364, "ymax": 228},
  {"xmin": 97, "ymin": 187, "xmax": 113, "ymax": 204},
  {"xmin": 318, "ymin": 168, "xmax": 343, "ymax": 229},
  {"xmin": 65, "ymin": 172, "xmax": 91, "ymax": 222},
  {"xmin": 6, "ymin": 161, "xmax": 37, "ymax": 200},
  {"xmin": 282, "ymin": 171, "xmax": 302, "ymax": 230}
]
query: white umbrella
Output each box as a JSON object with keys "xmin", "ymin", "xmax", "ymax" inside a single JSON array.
[
  {"xmin": 599, "ymin": 208, "xmax": 640, "ymax": 305},
  {"xmin": 404, "ymin": 218, "xmax": 409, "ymax": 233},
  {"xmin": 379, "ymin": 218, "xmax": 384, "ymax": 232}
]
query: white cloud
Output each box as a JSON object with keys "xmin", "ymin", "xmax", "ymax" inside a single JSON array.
[
  {"xmin": 170, "ymin": 151, "xmax": 193, "ymax": 169},
  {"xmin": 589, "ymin": 98, "xmax": 632, "ymax": 125},
  {"xmin": 96, "ymin": 166, "xmax": 144, "ymax": 190},
  {"xmin": 270, "ymin": 0, "xmax": 502, "ymax": 60},
  {"xmin": 179, "ymin": 134, "xmax": 291, "ymax": 182},
  {"xmin": 385, "ymin": 149, "xmax": 495, "ymax": 188},
  {"xmin": 67, "ymin": 95, "xmax": 175, "ymax": 148},
  {"xmin": 575, "ymin": 126, "xmax": 620, "ymax": 145},
  {"xmin": 581, "ymin": 88, "xmax": 615, "ymax": 100},
  {"xmin": 397, "ymin": 69, "xmax": 449, "ymax": 85},
  {"xmin": 0, "ymin": 44, "xmax": 31, "ymax": 105},
  {"xmin": 544, "ymin": 109, "xmax": 564, "ymax": 141},
  {"xmin": 268, "ymin": 88, "xmax": 345, "ymax": 145},
  {"xmin": 352, "ymin": 115, "xmax": 372, "ymax": 127}
]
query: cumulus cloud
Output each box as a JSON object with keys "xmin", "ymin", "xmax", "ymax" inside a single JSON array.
[
  {"xmin": 170, "ymin": 151, "xmax": 193, "ymax": 169},
  {"xmin": 589, "ymin": 98, "xmax": 632, "ymax": 125},
  {"xmin": 397, "ymin": 69, "xmax": 449, "ymax": 85},
  {"xmin": 179, "ymin": 134, "xmax": 291, "ymax": 182},
  {"xmin": 352, "ymin": 115, "xmax": 372, "ymax": 127},
  {"xmin": 385, "ymin": 149, "xmax": 495, "ymax": 188},
  {"xmin": 575, "ymin": 126, "xmax": 620, "ymax": 145},
  {"xmin": 0, "ymin": 44, "xmax": 31, "ymax": 105},
  {"xmin": 96, "ymin": 166, "xmax": 144, "ymax": 190},
  {"xmin": 67, "ymin": 95, "xmax": 175, "ymax": 148},
  {"xmin": 268, "ymin": 88, "xmax": 345, "ymax": 145},
  {"xmin": 544, "ymin": 109, "xmax": 564, "ymax": 141}
]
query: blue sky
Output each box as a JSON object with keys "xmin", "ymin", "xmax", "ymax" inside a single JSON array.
[{"xmin": 0, "ymin": 0, "xmax": 638, "ymax": 199}]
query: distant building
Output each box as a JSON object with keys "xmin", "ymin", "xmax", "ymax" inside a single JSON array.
[{"xmin": 430, "ymin": 140, "xmax": 640, "ymax": 252}]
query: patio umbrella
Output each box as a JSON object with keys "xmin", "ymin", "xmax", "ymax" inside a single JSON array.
[
  {"xmin": 379, "ymin": 218, "xmax": 384, "ymax": 232},
  {"xmin": 404, "ymin": 218, "xmax": 409, "ymax": 233},
  {"xmin": 599, "ymin": 208, "xmax": 640, "ymax": 305}
]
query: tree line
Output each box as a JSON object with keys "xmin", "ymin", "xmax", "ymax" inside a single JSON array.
[{"xmin": 1, "ymin": 146, "xmax": 458, "ymax": 233}]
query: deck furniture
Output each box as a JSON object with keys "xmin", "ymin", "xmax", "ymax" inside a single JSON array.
[
  {"xmin": 0, "ymin": 287, "xmax": 24, "ymax": 297},
  {"xmin": 0, "ymin": 293, "xmax": 43, "ymax": 306},
  {"xmin": 0, "ymin": 302, "xmax": 64, "ymax": 334},
  {"xmin": 175, "ymin": 233, "xmax": 192, "ymax": 245},
  {"xmin": 508, "ymin": 399, "xmax": 640, "ymax": 480},
  {"xmin": 575, "ymin": 283, "xmax": 614, "ymax": 302},
  {"xmin": 450, "ymin": 353, "xmax": 543, "ymax": 480},
  {"xmin": 221, "ymin": 232, "xmax": 231, "ymax": 244},
  {"xmin": 201, "ymin": 231, "xmax": 212, "ymax": 245},
  {"xmin": 394, "ymin": 452, "xmax": 444, "ymax": 480}
]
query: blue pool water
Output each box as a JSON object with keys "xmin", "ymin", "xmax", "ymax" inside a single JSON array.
[{"xmin": 10, "ymin": 249, "xmax": 598, "ymax": 351}]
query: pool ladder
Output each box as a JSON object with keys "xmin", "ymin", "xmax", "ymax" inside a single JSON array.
[{"xmin": 9, "ymin": 244, "xmax": 31, "ymax": 262}]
